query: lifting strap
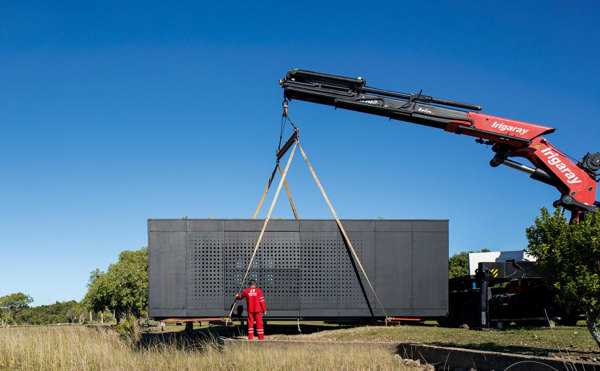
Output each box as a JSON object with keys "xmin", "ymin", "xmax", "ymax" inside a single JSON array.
[
  {"xmin": 277, "ymin": 164, "xmax": 300, "ymax": 220},
  {"xmin": 228, "ymin": 128, "xmax": 388, "ymax": 322},
  {"xmin": 251, "ymin": 164, "xmax": 277, "ymax": 219},
  {"xmin": 227, "ymin": 142, "xmax": 298, "ymax": 321},
  {"xmin": 252, "ymin": 164, "xmax": 299, "ymax": 219},
  {"xmin": 297, "ymin": 142, "xmax": 388, "ymax": 319},
  {"xmin": 251, "ymin": 128, "xmax": 317, "ymax": 225}
]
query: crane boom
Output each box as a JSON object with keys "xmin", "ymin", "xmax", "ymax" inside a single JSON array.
[{"xmin": 280, "ymin": 69, "xmax": 600, "ymax": 220}]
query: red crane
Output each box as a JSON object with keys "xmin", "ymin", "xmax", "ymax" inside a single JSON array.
[{"xmin": 280, "ymin": 69, "xmax": 599, "ymax": 221}]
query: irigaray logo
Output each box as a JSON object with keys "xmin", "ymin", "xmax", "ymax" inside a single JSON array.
[
  {"xmin": 540, "ymin": 148, "xmax": 582, "ymax": 184},
  {"xmin": 491, "ymin": 121, "xmax": 529, "ymax": 135}
]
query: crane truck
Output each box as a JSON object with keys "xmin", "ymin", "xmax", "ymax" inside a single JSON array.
[
  {"xmin": 280, "ymin": 69, "xmax": 599, "ymax": 222},
  {"xmin": 279, "ymin": 69, "xmax": 600, "ymax": 327}
]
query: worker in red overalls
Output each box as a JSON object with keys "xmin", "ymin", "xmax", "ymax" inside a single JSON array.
[{"xmin": 236, "ymin": 279, "xmax": 267, "ymax": 341}]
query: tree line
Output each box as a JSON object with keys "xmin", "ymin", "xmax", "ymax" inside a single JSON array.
[
  {"xmin": 1, "ymin": 248, "xmax": 147, "ymax": 326},
  {"xmin": 0, "ymin": 293, "xmax": 85, "ymax": 326}
]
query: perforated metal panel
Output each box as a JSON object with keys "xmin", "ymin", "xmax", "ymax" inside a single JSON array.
[
  {"xmin": 149, "ymin": 219, "xmax": 448, "ymax": 319},
  {"xmin": 223, "ymin": 232, "xmax": 302, "ymax": 311},
  {"xmin": 302, "ymin": 235, "xmax": 340, "ymax": 309},
  {"xmin": 187, "ymin": 232, "xmax": 223, "ymax": 308}
]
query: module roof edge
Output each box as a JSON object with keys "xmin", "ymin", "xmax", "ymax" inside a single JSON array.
[{"xmin": 147, "ymin": 218, "xmax": 449, "ymax": 222}]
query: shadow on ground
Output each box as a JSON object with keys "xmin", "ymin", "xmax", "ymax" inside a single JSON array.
[
  {"xmin": 139, "ymin": 326, "xmax": 237, "ymax": 350},
  {"xmin": 138, "ymin": 323, "xmax": 352, "ymax": 350},
  {"xmin": 428, "ymin": 341, "xmax": 600, "ymax": 360}
]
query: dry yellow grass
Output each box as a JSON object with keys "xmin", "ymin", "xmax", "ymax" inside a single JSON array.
[{"xmin": 0, "ymin": 326, "xmax": 429, "ymax": 370}]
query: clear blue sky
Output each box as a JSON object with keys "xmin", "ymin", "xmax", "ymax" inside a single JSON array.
[{"xmin": 1, "ymin": 1, "xmax": 599, "ymax": 305}]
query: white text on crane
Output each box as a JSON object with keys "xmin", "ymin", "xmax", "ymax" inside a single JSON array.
[
  {"xmin": 491, "ymin": 121, "xmax": 529, "ymax": 135},
  {"xmin": 540, "ymin": 148, "xmax": 582, "ymax": 184}
]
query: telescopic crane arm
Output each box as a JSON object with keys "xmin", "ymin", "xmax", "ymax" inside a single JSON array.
[{"xmin": 280, "ymin": 69, "xmax": 600, "ymax": 220}]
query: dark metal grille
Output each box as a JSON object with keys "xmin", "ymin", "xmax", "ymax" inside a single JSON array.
[
  {"xmin": 220, "ymin": 232, "xmax": 366, "ymax": 311},
  {"xmin": 187, "ymin": 232, "xmax": 223, "ymax": 308},
  {"xmin": 224, "ymin": 233, "xmax": 302, "ymax": 311}
]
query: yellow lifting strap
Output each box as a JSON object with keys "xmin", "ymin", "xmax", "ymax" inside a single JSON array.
[
  {"xmin": 227, "ymin": 142, "xmax": 298, "ymax": 321},
  {"xmin": 252, "ymin": 163, "xmax": 299, "ymax": 220},
  {"xmin": 297, "ymin": 142, "xmax": 388, "ymax": 319},
  {"xmin": 227, "ymin": 134, "xmax": 388, "ymax": 322}
]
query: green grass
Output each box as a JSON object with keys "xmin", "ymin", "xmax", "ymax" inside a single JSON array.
[
  {"xmin": 271, "ymin": 323, "xmax": 599, "ymax": 359},
  {"xmin": 144, "ymin": 320, "xmax": 600, "ymax": 361}
]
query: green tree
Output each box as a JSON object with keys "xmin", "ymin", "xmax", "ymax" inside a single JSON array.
[
  {"xmin": 527, "ymin": 208, "xmax": 600, "ymax": 348},
  {"xmin": 13, "ymin": 300, "xmax": 85, "ymax": 325},
  {"xmin": 449, "ymin": 252, "xmax": 469, "ymax": 279},
  {"xmin": 84, "ymin": 247, "xmax": 148, "ymax": 322},
  {"xmin": 448, "ymin": 249, "xmax": 491, "ymax": 279},
  {"xmin": 0, "ymin": 292, "xmax": 33, "ymax": 324}
]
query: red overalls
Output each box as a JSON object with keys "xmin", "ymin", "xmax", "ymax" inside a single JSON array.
[{"xmin": 237, "ymin": 287, "xmax": 266, "ymax": 340}]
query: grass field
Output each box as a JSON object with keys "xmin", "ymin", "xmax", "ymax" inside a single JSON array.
[
  {"xmin": 0, "ymin": 326, "xmax": 429, "ymax": 370},
  {"xmin": 150, "ymin": 320, "xmax": 599, "ymax": 357},
  {"xmin": 4, "ymin": 322, "xmax": 597, "ymax": 370},
  {"xmin": 271, "ymin": 323, "xmax": 599, "ymax": 360}
]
